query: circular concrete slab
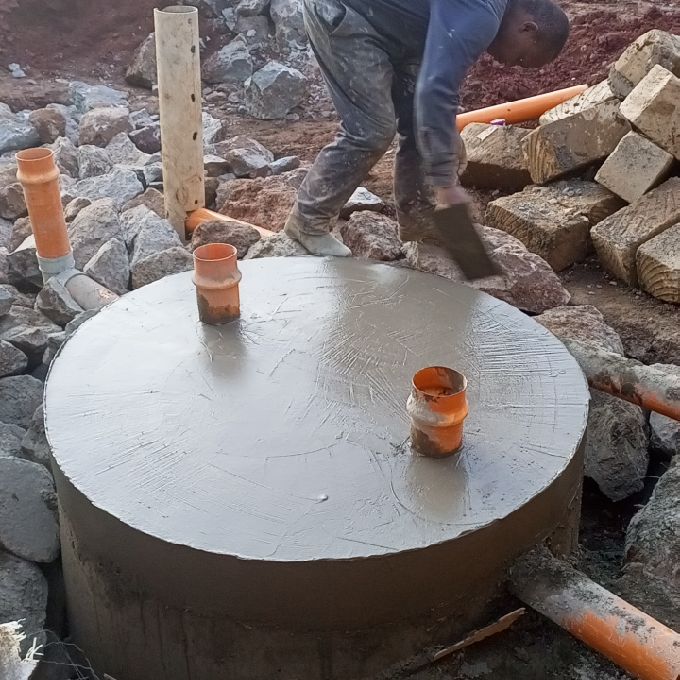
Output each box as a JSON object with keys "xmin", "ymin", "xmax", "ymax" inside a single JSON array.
[{"xmin": 45, "ymin": 257, "xmax": 588, "ymax": 679}]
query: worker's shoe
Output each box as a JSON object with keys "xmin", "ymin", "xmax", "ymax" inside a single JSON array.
[{"xmin": 284, "ymin": 212, "xmax": 351, "ymax": 257}]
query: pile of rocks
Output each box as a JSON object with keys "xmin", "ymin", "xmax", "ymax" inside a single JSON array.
[{"xmin": 463, "ymin": 30, "xmax": 680, "ymax": 304}]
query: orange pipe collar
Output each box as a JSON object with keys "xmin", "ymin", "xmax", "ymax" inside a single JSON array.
[
  {"xmin": 456, "ymin": 84, "xmax": 588, "ymax": 130},
  {"xmin": 186, "ymin": 208, "xmax": 275, "ymax": 239},
  {"xmin": 16, "ymin": 148, "xmax": 72, "ymax": 261}
]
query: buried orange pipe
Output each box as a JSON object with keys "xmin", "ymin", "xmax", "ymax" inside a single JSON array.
[
  {"xmin": 16, "ymin": 148, "xmax": 74, "ymax": 277},
  {"xmin": 563, "ymin": 339, "xmax": 680, "ymax": 422},
  {"xmin": 456, "ymin": 84, "xmax": 588, "ymax": 130},
  {"xmin": 510, "ymin": 549, "xmax": 680, "ymax": 680},
  {"xmin": 186, "ymin": 208, "xmax": 275, "ymax": 239}
]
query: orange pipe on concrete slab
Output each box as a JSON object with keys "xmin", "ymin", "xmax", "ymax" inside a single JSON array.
[
  {"xmin": 456, "ymin": 85, "xmax": 588, "ymax": 130},
  {"xmin": 15, "ymin": 148, "xmax": 74, "ymax": 273},
  {"xmin": 186, "ymin": 208, "xmax": 275, "ymax": 239},
  {"xmin": 193, "ymin": 242, "xmax": 242, "ymax": 325},
  {"xmin": 510, "ymin": 549, "xmax": 680, "ymax": 680}
]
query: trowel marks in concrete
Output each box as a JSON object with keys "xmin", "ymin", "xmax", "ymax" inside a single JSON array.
[{"xmin": 44, "ymin": 258, "xmax": 588, "ymax": 633}]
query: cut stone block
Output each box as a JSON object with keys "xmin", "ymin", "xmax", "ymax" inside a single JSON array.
[
  {"xmin": 539, "ymin": 80, "xmax": 618, "ymax": 125},
  {"xmin": 609, "ymin": 30, "xmax": 680, "ymax": 98},
  {"xmin": 636, "ymin": 223, "xmax": 680, "ymax": 303},
  {"xmin": 595, "ymin": 131, "xmax": 673, "ymax": 203},
  {"xmin": 591, "ymin": 177, "xmax": 680, "ymax": 285},
  {"xmin": 619, "ymin": 65, "xmax": 680, "ymax": 160},
  {"xmin": 460, "ymin": 123, "xmax": 532, "ymax": 191},
  {"xmin": 522, "ymin": 100, "xmax": 630, "ymax": 184},
  {"xmin": 485, "ymin": 180, "xmax": 623, "ymax": 271}
]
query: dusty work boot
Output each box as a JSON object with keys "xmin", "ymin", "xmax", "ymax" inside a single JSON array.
[{"xmin": 284, "ymin": 210, "xmax": 351, "ymax": 257}]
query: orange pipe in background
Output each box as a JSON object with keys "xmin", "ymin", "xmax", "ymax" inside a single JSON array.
[
  {"xmin": 456, "ymin": 84, "xmax": 588, "ymax": 130},
  {"xmin": 186, "ymin": 208, "xmax": 275, "ymax": 239},
  {"xmin": 510, "ymin": 549, "xmax": 680, "ymax": 680},
  {"xmin": 406, "ymin": 366, "xmax": 469, "ymax": 458},
  {"xmin": 193, "ymin": 242, "xmax": 242, "ymax": 325},
  {"xmin": 16, "ymin": 148, "xmax": 74, "ymax": 275}
]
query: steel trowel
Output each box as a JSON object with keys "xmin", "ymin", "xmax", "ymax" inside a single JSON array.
[{"xmin": 432, "ymin": 203, "xmax": 501, "ymax": 281}]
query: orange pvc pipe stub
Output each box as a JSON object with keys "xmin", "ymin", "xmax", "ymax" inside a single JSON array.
[
  {"xmin": 193, "ymin": 242, "xmax": 241, "ymax": 325},
  {"xmin": 186, "ymin": 208, "xmax": 275, "ymax": 239},
  {"xmin": 16, "ymin": 148, "xmax": 72, "ymax": 261},
  {"xmin": 406, "ymin": 366, "xmax": 468, "ymax": 458},
  {"xmin": 456, "ymin": 85, "xmax": 588, "ymax": 130}
]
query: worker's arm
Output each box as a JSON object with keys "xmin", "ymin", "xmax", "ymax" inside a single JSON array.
[{"xmin": 416, "ymin": 0, "xmax": 504, "ymax": 202}]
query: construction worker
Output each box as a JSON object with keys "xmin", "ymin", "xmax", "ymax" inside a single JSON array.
[{"xmin": 284, "ymin": 0, "xmax": 570, "ymax": 256}]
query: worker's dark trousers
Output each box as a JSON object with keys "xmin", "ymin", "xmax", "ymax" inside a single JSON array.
[{"xmin": 295, "ymin": 0, "xmax": 446, "ymax": 241}]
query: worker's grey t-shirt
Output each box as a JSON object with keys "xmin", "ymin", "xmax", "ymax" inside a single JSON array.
[{"xmin": 342, "ymin": 0, "xmax": 508, "ymax": 186}]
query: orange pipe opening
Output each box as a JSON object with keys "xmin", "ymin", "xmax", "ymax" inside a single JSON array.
[
  {"xmin": 193, "ymin": 242, "xmax": 242, "ymax": 325},
  {"xmin": 186, "ymin": 208, "xmax": 275, "ymax": 239},
  {"xmin": 406, "ymin": 366, "xmax": 468, "ymax": 458},
  {"xmin": 15, "ymin": 148, "xmax": 72, "ymax": 260},
  {"xmin": 456, "ymin": 84, "xmax": 588, "ymax": 130}
]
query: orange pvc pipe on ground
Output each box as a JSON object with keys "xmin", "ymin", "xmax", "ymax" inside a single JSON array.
[
  {"xmin": 456, "ymin": 84, "xmax": 588, "ymax": 130},
  {"xmin": 511, "ymin": 550, "xmax": 680, "ymax": 680},
  {"xmin": 15, "ymin": 148, "xmax": 72, "ymax": 261},
  {"xmin": 186, "ymin": 208, "xmax": 275, "ymax": 239}
]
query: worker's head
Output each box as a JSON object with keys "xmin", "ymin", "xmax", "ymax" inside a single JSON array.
[{"xmin": 489, "ymin": 0, "xmax": 570, "ymax": 68}]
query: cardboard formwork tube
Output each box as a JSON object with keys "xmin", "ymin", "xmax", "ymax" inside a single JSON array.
[
  {"xmin": 155, "ymin": 5, "xmax": 205, "ymax": 241},
  {"xmin": 186, "ymin": 208, "xmax": 276, "ymax": 239},
  {"xmin": 511, "ymin": 549, "xmax": 680, "ymax": 680},
  {"xmin": 15, "ymin": 148, "xmax": 74, "ymax": 277},
  {"xmin": 406, "ymin": 366, "xmax": 468, "ymax": 458},
  {"xmin": 455, "ymin": 85, "xmax": 588, "ymax": 130},
  {"xmin": 193, "ymin": 242, "xmax": 241, "ymax": 324}
]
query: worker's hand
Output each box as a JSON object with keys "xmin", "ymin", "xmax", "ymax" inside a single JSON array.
[{"xmin": 434, "ymin": 185, "xmax": 471, "ymax": 207}]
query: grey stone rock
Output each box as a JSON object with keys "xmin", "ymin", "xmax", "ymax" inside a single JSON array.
[
  {"xmin": 126, "ymin": 33, "xmax": 157, "ymax": 90},
  {"xmin": 204, "ymin": 154, "xmax": 231, "ymax": 177},
  {"xmin": 20, "ymin": 405, "xmax": 50, "ymax": 468},
  {"xmin": 9, "ymin": 217, "xmax": 31, "ymax": 252},
  {"xmin": 84, "ymin": 238, "xmax": 130, "ymax": 295},
  {"xmin": 130, "ymin": 212, "xmax": 183, "ymax": 266},
  {"xmin": 64, "ymin": 309, "xmax": 98, "ymax": 336},
  {"xmin": 0, "ymin": 305, "xmax": 60, "ymax": 358},
  {"xmin": 190, "ymin": 218, "xmax": 261, "ymax": 258},
  {"xmin": 0, "ymin": 375, "xmax": 43, "ymax": 428},
  {"xmin": 235, "ymin": 15, "xmax": 271, "ymax": 47},
  {"xmin": 236, "ymin": 0, "xmax": 269, "ymax": 16},
  {"xmin": 0, "ymin": 247, "xmax": 7, "ymax": 286},
  {"xmin": 203, "ymin": 111, "xmax": 227, "ymax": 146},
  {"xmin": 72, "ymin": 168, "xmax": 144, "ymax": 209},
  {"xmin": 63, "ymin": 197, "xmax": 91, "ymax": 222},
  {"xmin": 340, "ymin": 187, "xmax": 385, "ymax": 219},
  {"xmin": 0, "ymin": 457, "xmax": 59, "ymax": 562},
  {"xmin": 0, "ymin": 182, "xmax": 26, "ymax": 221},
  {"xmin": 123, "ymin": 187, "xmax": 165, "ymax": 217},
  {"xmin": 7, "ymin": 235, "xmax": 41, "ymax": 289},
  {"xmin": 78, "ymin": 106, "xmax": 131, "ymax": 147},
  {"xmin": 402, "ymin": 226, "xmax": 571, "ymax": 314},
  {"xmin": 35, "ymin": 277, "xmax": 84, "ymax": 326},
  {"xmin": 0, "ymin": 217, "xmax": 11, "ymax": 250},
  {"xmin": 144, "ymin": 162, "xmax": 163, "ymax": 186},
  {"xmin": 181, "ymin": 0, "xmax": 228, "ymax": 17},
  {"xmin": 131, "ymin": 246, "xmax": 194, "ymax": 289},
  {"xmin": 270, "ymin": 0, "xmax": 306, "ymax": 48},
  {"xmin": 106, "ymin": 132, "xmax": 151, "ymax": 166},
  {"xmin": 47, "ymin": 102, "xmax": 79, "ymax": 145},
  {"xmin": 0, "ymin": 285, "xmax": 13, "ymax": 315},
  {"xmin": 0, "ymin": 550, "xmax": 48, "ymax": 653},
  {"xmin": 28, "ymin": 108, "xmax": 66, "ymax": 144},
  {"xmin": 586, "ymin": 391, "xmax": 649, "ymax": 501},
  {"xmin": 225, "ymin": 147, "xmax": 273, "ymax": 178},
  {"xmin": 340, "ymin": 212, "xmax": 401, "ymax": 261},
  {"xmin": 69, "ymin": 81, "xmax": 128, "ymax": 113},
  {"xmin": 625, "ymin": 458, "xmax": 680, "ymax": 590},
  {"xmin": 269, "ymin": 155, "xmax": 300, "ymax": 175},
  {"xmin": 650, "ymin": 413, "xmax": 680, "ymax": 459},
  {"xmin": 77, "ymin": 144, "xmax": 113, "ymax": 179},
  {"xmin": 245, "ymin": 62, "xmax": 307, "ymax": 119},
  {"xmin": 68, "ymin": 198, "xmax": 124, "ymax": 269},
  {"xmin": 129, "ymin": 124, "xmax": 162, "ymax": 154},
  {"xmin": 203, "ymin": 36, "xmax": 253, "ymax": 84},
  {"xmin": 0, "ymin": 104, "xmax": 40, "ymax": 154},
  {"xmin": 129, "ymin": 108, "xmax": 156, "ymax": 130},
  {"xmin": 535, "ymin": 305, "xmax": 624, "ymax": 354},
  {"xmin": 0, "ymin": 285, "xmax": 33, "ymax": 308},
  {"xmin": 42, "ymin": 329, "xmax": 66, "ymax": 368},
  {"xmin": 0, "ymin": 339, "xmax": 27, "ymax": 378},
  {"xmin": 0, "ymin": 422, "xmax": 24, "ymax": 458},
  {"xmin": 245, "ymin": 232, "xmax": 307, "ymax": 258},
  {"xmin": 49, "ymin": 136, "xmax": 79, "ymax": 178}
]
